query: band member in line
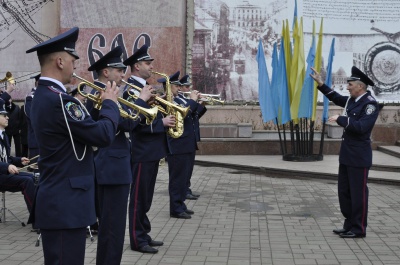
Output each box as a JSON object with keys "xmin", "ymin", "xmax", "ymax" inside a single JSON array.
[
  {"xmin": 87, "ymin": 46, "xmax": 153, "ymax": 265},
  {"xmin": 26, "ymin": 27, "xmax": 120, "ymax": 265},
  {"xmin": 158, "ymin": 71, "xmax": 198, "ymax": 219},
  {"xmin": 179, "ymin": 74, "xmax": 207, "ymax": 200},
  {"xmin": 123, "ymin": 44, "xmax": 175, "ymax": 254},
  {"xmin": 24, "ymin": 74, "xmax": 40, "ymax": 164}
]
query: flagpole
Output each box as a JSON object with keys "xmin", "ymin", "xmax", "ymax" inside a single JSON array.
[{"xmin": 276, "ymin": 118, "xmax": 284, "ymax": 155}]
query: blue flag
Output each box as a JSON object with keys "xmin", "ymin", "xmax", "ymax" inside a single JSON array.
[
  {"xmin": 292, "ymin": 0, "xmax": 298, "ymax": 29},
  {"xmin": 256, "ymin": 39, "xmax": 276, "ymax": 123},
  {"xmin": 323, "ymin": 38, "xmax": 336, "ymax": 122},
  {"xmin": 277, "ymin": 37, "xmax": 291, "ymax": 125},
  {"xmin": 298, "ymin": 31, "xmax": 316, "ymax": 118},
  {"xmin": 270, "ymin": 43, "xmax": 280, "ymax": 123}
]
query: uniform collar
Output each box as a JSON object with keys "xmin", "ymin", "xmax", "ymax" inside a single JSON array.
[
  {"xmin": 130, "ymin": 75, "xmax": 146, "ymax": 87},
  {"xmin": 39, "ymin": 77, "xmax": 67, "ymax": 92},
  {"xmin": 94, "ymin": 80, "xmax": 106, "ymax": 88},
  {"xmin": 355, "ymin": 92, "xmax": 367, "ymax": 102}
]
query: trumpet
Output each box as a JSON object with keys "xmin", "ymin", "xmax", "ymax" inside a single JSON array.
[
  {"xmin": 72, "ymin": 73, "xmax": 158, "ymax": 124},
  {"xmin": 180, "ymin": 91, "xmax": 225, "ymax": 105},
  {"xmin": 121, "ymin": 79, "xmax": 190, "ymax": 118}
]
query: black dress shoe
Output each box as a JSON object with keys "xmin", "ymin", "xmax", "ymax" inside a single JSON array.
[
  {"xmin": 185, "ymin": 209, "xmax": 194, "ymax": 215},
  {"xmin": 339, "ymin": 231, "xmax": 366, "ymax": 238},
  {"xmin": 136, "ymin": 245, "xmax": 158, "ymax": 254},
  {"xmin": 149, "ymin": 240, "xmax": 164, "ymax": 247},
  {"xmin": 333, "ymin": 228, "xmax": 348, "ymax": 234},
  {"xmin": 191, "ymin": 192, "xmax": 200, "ymax": 197},
  {"xmin": 170, "ymin": 212, "xmax": 192, "ymax": 219},
  {"xmin": 186, "ymin": 194, "xmax": 198, "ymax": 200}
]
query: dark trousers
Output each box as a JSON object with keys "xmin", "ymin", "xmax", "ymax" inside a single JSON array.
[
  {"xmin": 338, "ymin": 164, "xmax": 369, "ymax": 235},
  {"xmin": 129, "ymin": 161, "xmax": 159, "ymax": 249},
  {"xmin": 0, "ymin": 172, "xmax": 35, "ymax": 213},
  {"xmin": 186, "ymin": 151, "xmax": 196, "ymax": 195},
  {"xmin": 7, "ymin": 133, "xmax": 21, "ymax": 157},
  {"xmin": 168, "ymin": 153, "xmax": 193, "ymax": 214},
  {"xmin": 41, "ymin": 227, "xmax": 87, "ymax": 265},
  {"xmin": 96, "ymin": 184, "xmax": 130, "ymax": 265}
]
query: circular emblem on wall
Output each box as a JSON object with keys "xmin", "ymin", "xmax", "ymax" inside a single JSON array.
[{"xmin": 365, "ymin": 42, "xmax": 400, "ymax": 93}]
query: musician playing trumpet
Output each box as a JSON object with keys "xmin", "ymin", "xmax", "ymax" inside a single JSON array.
[
  {"xmin": 123, "ymin": 44, "xmax": 174, "ymax": 254},
  {"xmin": 178, "ymin": 74, "xmax": 207, "ymax": 200},
  {"xmin": 85, "ymin": 46, "xmax": 143, "ymax": 265}
]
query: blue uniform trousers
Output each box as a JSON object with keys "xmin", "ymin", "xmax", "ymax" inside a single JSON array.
[
  {"xmin": 41, "ymin": 227, "xmax": 87, "ymax": 265},
  {"xmin": 338, "ymin": 164, "xmax": 369, "ymax": 235},
  {"xmin": 168, "ymin": 152, "xmax": 194, "ymax": 214},
  {"xmin": 96, "ymin": 184, "xmax": 130, "ymax": 265},
  {"xmin": 186, "ymin": 151, "xmax": 196, "ymax": 195},
  {"xmin": 129, "ymin": 161, "xmax": 159, "ymax": 249},
  {"xmin": 0, "ymin": 172, "xmax": 35, "ymax": 213}
]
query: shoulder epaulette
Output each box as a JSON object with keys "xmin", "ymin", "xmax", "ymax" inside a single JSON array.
[{"xmin": 367, "ymin": 95, "xmax": 376, "ymax": 101}]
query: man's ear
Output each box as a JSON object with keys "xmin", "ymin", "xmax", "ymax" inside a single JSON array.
[{"xmin": 56, "ymin": 56, "xmax": 63, "ymax": 69}]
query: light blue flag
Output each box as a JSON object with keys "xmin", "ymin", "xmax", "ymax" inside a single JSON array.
[
  {"xmin": 256, "ymin": 39, "xmax": 276, "ymax": 123},
  {"xmin": 292, "ymin": 0, "xmax": 298, "ymax": 29},
  {"xmin": 277, "ymin": 37, "xmax": 291, "ymax": 124},
  {"xmin": 323, "ymin": 38, "xmax": 336, "ymax": 122},
  {"xmin": 298, "ymin": 32, "xmax": 316, "ymax": 118},
  {"xmin": 270, "ymin": 42, "xmax": 280, "ymax": 124}
]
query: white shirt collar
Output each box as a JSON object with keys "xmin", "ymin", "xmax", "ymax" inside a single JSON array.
[
  {"xmin": 39, "ymin": 77, "xmax": 67, "ymax": 92},
  {"xmin": 131, "ymin": 75, "xmax": 146, "ymax": 87},
  {"xmin": 355, "ymin": 92, "xmax": 367, "ymax": 102}
]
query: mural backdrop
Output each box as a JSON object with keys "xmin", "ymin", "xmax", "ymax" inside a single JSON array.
[{"xmin": 193, "ymin": 0, "xmax": 400, "ymax": 103}]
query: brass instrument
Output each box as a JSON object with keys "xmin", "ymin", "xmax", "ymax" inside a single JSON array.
[
  {"xmin": 180, "ymin": 91, "xmax": 225, "ymax": 105},
  {"xmin": 0, "ymin": 72, "xmax": 15, "ymax": 90},
  {"xmin": 151, "ymin": 70, "xmax": 185, "ymax": 138},
  {"xmin": 121, "ymin": 80, "xmax": 168, "ymax": 115},
  {"xmin": 72, "ymin": 73, "xmax": 158, "ymax": 124},
  {"xmin": 121, "ymin": 79, "xmax": 190, "ymax": 118}
]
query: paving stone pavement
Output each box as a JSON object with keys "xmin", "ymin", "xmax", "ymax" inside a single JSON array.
[{"xmin": 1, "ymin": 164, "xmax": 400, "ymax": 265}]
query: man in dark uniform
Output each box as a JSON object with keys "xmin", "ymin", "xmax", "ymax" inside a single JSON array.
[
  {"xmin": 24, "ymin": 74, "xmax": 40, "ymax": 163},
  {"xmin": 26, "ymin": 27, "xmax": 120, "ymax": 265},
  {"xmin": 87, "ymin": 46, "xmax": 153, "ymax": 265},
  {"xmin": 123, "ymin": 44, "xmax": 175, "ymax": 254},
  {"xmin": 179, "ymin": 74, "xmax": 207, "ymax": 200},
  {"xmin": 159, "ymin": 71, "xmax": 198, "ymax": 219},
  {"xmin": 310, "ymin": 66, "xmax": 379, "ymax": 238},
  {"xmin": 0, "ymin": 98, "xmax": 35, "ymax": 218}
]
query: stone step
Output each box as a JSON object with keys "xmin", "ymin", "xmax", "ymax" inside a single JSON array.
[{"xmin": 377, "ymin": 145, "xmax": 400, "ymax": 159}]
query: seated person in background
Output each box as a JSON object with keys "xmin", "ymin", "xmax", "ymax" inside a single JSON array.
[{"xmin": 0, "ymin": 98, "xmax": 35, "ymax": 219}]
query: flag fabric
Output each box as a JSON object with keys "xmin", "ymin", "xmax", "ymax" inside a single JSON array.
[
  {"xmin": 289, "ymin": 17, "xmax": 305, "ymax": 122},
  {"xmin": 292, "ymin": 0, "xmax": 298, "ymax": 28},
  {"xmin": 298, "ymin": 21, "xmax": 316, "ymax": 119},
  {"xmin": 283, "ymin": 20, "xmax": 292, "ymax": 102},
  {"xmin": 256, "ymin": 39, "xmax": 276, "ymax": 123},
  {"xmin": 312, "ymin": 18, "xmax": 324, "ymax": 121},
  {"xmin": 277, "ymin": 36, "xmax": 291, "ymax": 125},
  {"xmin": 270, "ymin": 42, "xmax": 280, "ymax": 121},
  {"xmin": 323, "ymin": 38, "xmax": 336, "ymax": 122}
]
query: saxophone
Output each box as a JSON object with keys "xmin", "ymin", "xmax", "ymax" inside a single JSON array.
[{"xmin": 151, "ymin": 71, "xmax": 185, "ymax": 138}]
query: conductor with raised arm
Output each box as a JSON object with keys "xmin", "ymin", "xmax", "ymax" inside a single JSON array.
[
  {"xmin": 26, "ymin": 27, "xmax": 120, "ymax": 265},
  {"xmin": 310, "ymin": 66, "xmax": 379, "ymax": 238}
]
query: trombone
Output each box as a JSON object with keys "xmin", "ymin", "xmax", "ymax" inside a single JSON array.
[
  {"xmin": 121, "ymin": 79, "xmax": 190, "ymax": 118},
  {"xmin": 180, "ymin": 91, "xmax": 225, "ymax": 105},
  {"xmin": 72, "ymin": 73, "xmax": 158, "ymax": 124}
]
